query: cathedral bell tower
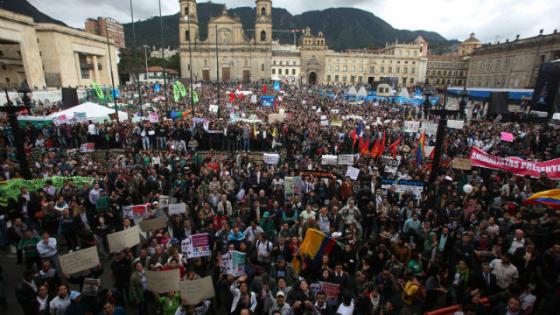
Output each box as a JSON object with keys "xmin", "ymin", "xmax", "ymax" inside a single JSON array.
[
  {"xmin": 179, "ymin": 0, "xmax": 199, "ymax": 44},
  {"xmin": 255, "ymin": 0, "xmax": 272, "ymax": 44}
]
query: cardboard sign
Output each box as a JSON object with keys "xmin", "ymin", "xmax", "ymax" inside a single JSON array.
[
  {"xmin": 345, "ymin": 166, "xmax": 360, "ymax": 180},
  {"xmin": 403, "ymin": 121, "xmax": 420, "ymax": 133},
  {"xmin": 59, "ymin": 246, "xmax": 100, "ymax": 275},
  {"xmin": 181, "ymin": 233, "xmax": 210, "ymax": 258},
  {"xmin": 447, "ymin": 120, "xmax": 464, "ymax": 129},
  {"xmin": 263, "ymin": 153, "xmax": 280, "ymax": 165},
  {"xmin": 500, "ymin": 132, "xmax": 514, "ymax": 142},
  {"xmin": 337, "ymin": 154, "xmax": 354, "ymax": 166},
  {"xmin": 268, "ymin": 113, "xmax": 285, "ymax": 123},
  {"xmin": 321, "ymin": 155, "xmax": 338, "ymax": 166},
  {"xmin": 139, "ymin": 216, "xmax": 168, "ymax": 233},
  {"xmin": 107, "ymin": 226, "xmax": 140, "ymax": 253},
  {"xmin": 146, "ymin": 269, "xmax": 180, "ymax": 293},
  {"xmin": 168, "ymin": 203, "xmax": 187, "ymax": 215},
  {"xmin": 179, "ymin": 276, "xmax": 216, "ymax": 305},
  {"xmin": 80, "ymin": 143, "xmax": 95, "ymax": 153},
  {"xmin": 451, "ymin": 158, "xmax": 472, "ymax": 170}
]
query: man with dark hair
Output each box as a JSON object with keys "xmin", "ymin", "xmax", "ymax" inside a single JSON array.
[
  {"xmin": 314, "ymin": 291, "xmax": 334, "ymax": 315},
  {"xmin": 15, "ymin": 269, "xmax": 37, "ymax": 315}
]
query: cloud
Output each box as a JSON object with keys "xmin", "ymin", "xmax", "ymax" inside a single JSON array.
[{"xmin": 28, "ymin": 0, "xmax": 559, "ymax": 42}]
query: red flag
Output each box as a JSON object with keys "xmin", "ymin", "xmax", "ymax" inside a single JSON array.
[
  {"xmin": 359, "ymin": 137, "xmax": 370, "ymax": 155},
  {"xmin": 370, "ymin": 136, "xmax": 381, "ymax": 158},
  {"xmin": 237, "ymin": 93, "xmax": 245, "ymax": 101},
  {"xmin": 379, "ymin": 132, "xmax": 386, "ymax": 157},
  {"xmin": 350, "ymin": 129, "xmax": 358, "ymax": 150},
  {"xmin": 387, "ymin": 136, "xmax": 402, "ymax": 158},
  {"xmin": 229, "ymin": 91, "xmax": 235, "ymax": 103},
  {"xmin": 262, "ymin": 84, "xmax": 268, "ymax": 94}
]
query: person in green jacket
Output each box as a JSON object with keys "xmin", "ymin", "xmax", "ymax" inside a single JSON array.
[
  {"xmin": 17, "ymin": 229, "xmax": 41, "ymax": 270},
  {"xmin": 156, "ymin": 291, "xmax": 181, "ymax": 315},
  {"xmin": 259, "ymin": 211, "xmax": 276, "ymax": 240},
  {"xmin": 128, "ymin": 261, "xmax": 147, "ymax": 315},
  {"xmin": 96, "ymin": 190, "xmax": 110, "ymax": 212}
]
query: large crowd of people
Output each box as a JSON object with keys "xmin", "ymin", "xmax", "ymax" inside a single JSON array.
[{"xmin": 0, "ymin": 81, "xmax": 559, "ymax": 315}]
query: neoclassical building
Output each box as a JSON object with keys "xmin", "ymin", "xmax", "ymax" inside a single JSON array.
[{"xmin": 179, "ymin": 0, "xmax": 429, "ymax": 86}]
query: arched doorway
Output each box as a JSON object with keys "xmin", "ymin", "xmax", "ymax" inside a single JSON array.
[{"xmin": 308, "ymin": 71, "xmax": 317, "ymax": 85}]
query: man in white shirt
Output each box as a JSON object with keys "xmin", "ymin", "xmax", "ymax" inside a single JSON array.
[
  {"xmin": 490, "ymin": 254, "xmax": 519, "ymax": 290},
  {"xmin": 49, "ymin": 284, "xmax": 71, "ymax": 315},
  {"xmin": 244, "ymin": 221, "xmax": 264, "ymax": 245},
  {"xmin": 88, "ymin": 184, "xmax": 101, "ymax": 206},
  {"xmin": 36, "ymin": 232, "xmax": 58, "ymax": 269},
  {"xmin": 508, "ymin": 229, "xmax": 526, "ymax": 255}
]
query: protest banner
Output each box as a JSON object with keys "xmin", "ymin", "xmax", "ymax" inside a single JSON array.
[
  {"xmin": 158, "ymin": 195, "xmax": 169, "ymax": 209},
  {"xmin": 263, "ymin": 153, "xmax": 280, "ymax": 165},
  {"xmin": 181, "ymin": 233, "xmax": 210, "ymax": 258},
  {"xmin": 80, "ymin": 143, "xmax": 95, "ymax": 153},
  {"xmin": 107, "ymin": 226, "xmax": 140, "ymax": 253},
  {"xmin": 381, "ymin": 179, "xmax": 425, "ymax": 199},
  {"xmin": 139, "ymin": 216, "xmax": 168, "ymax": 233},
  {"xmin": 403, "ymin": 121, "xmax": 420, "ymax": 133},
  {"xmin": 59, "ymin": 246, "xmax": 100, "ymax": 275},
  {"xmin": 321, "ymin": 155, "xmax": 338, "ymax": 166},
  {"xmin": 179, "ymin": 276, "xmax": 216, "ymax": 305},
  {"xmin": 451, "ymin": 157, "xmax": 472, "ymax": 170},
  {"xmin": 345, "ymin": 166, "xmax": 360, "ymax": 180},
  {"xmin": 0, "ymin": 176, "xmax": 93, "ymax": 207},
  {"xmin": 381, "ymin": 155, "xmax": 401, "ymax": 174},
  {"xmin": 420, "ymin": 122, "xmax": 438, "ymax": 135},
  {"xmin": 123, "ymin": 204, "xmax": 148, "ymax": 220},
  {"xmin": 146, "ymin": 269, "xmax": 180, "ymax": 293},
  {"xmin": 268, "ymin": 113, "xmax": 285, "ymax": 123},
  {"xmin": 168, "ymin": 203, "xmax": 187, "ymax": 215},
  {"xmin": 500, "ymin": 132, "xmax": 514, "ymax": 142},
  {"xmin": 337, "ymin": 154, "xmax": 354, "ymax": 166},
  {"xmin": 319, "ymin": 282, "xmax": 341, "ymax": 306},
  {"xmin": 82, "ymin": 278, "xmax": 101, "ymax": 296},
  {"xmin": 220, "ymin": 251, "xmax": 246, "ymax": 276},
  {"xmin": 447, "ymin": 120, "xmax": 464, "ymax": 129},
  {"xmin": 469, "ymin": 146, "xmax": 560, "ymax": 179}
]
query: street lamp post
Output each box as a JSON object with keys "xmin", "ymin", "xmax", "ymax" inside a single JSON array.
[
  {"xmin": 143, "ymin": 45, "xmax": 150, "ymax": 82},
  {"xmin": 105, "ymin": 24, "xmax": 120, "ymax": 124},
  {"xmin": 459, "ymin": 85, "xmax": 468, "ymax": 120},
  {"xmin": 184, "ymin": 16, "xmax": 195, "ymax": 113},
  {"xmin": 428, "ymin": 89, "xmax": 455, "ymax": 185},
  {"xmin": 158, "ymin": 0, "xmax": 168, "ymax": 113},
  {"xmin": 1, "ymin": 84, "xmax": 32, "ymax": 179},
  {"xmin": 423, "ymin": 87, "xmax": 433, "ymax": 119}
]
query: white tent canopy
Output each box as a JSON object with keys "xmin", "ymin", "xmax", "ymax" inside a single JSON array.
[
  {"xmin": 399, "ymin": 88, "xmax": 410, "ymax": 98},
  {"xmin": 47, "ymin": 102, "xmax": 128, "ymax": 122},
  {"xmin": 347, "ymin": 86, "xmax": 358, "ymax": 96},
  {"xmin": 357, "ymin": 86, "xmax": 368, "ymax": 97}
]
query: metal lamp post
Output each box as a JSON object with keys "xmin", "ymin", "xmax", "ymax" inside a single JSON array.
[
  {"xmin": 422, "ymin": 87, "xmax": 433, "ymax": 119},
  {"xmin": 158, "ymin": 0, "xmax": 168, "ymax": 113},
  {"xmin": 184, "ymin": 16, "xmax": 195, "ymax": 113},
  {"xmin": 459, "ymin": 85, "xmax": 468, "ymax": 120},
  {"xmin": 428, "ymin": 88, "xmax": 455, "ymax": 185},
  {"xmin": 1, "ymin": 83, "xmax": 33, "ymax": 179},
  {"xmin": 143, "ymin": 45, "xmax": 150, "ymax": 82}
]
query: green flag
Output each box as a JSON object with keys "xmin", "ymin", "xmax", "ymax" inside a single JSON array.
[
  {"xmin": 92, "ymin": 81, "xmax": 104, "ymax": 100},
  {"xmin": 173, "ymin": 82, "xmax": 181, "ymax": 102},
  {"xmin": 192, "ymin": 90, "xmax": 199, "ymax": 104},
  {"xmin": 0, "ymin": 176, "xmax": 93, "ymax": 206},
  {"xmin": 176, "ymin": 81, "xmax": 187, "ymax": 97}
]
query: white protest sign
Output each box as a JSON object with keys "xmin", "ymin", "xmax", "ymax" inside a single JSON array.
[
  {"xmin": 420, "ymin": 122, "xmax": 438, "ymax": 135},
  {"xmin": 381, "ymin": 155, "xmax": 401, "ymax": 174},
  {"xmin": 59, "ymin": 246, "xmax": 100, "ymax": 275},
  {"xmin": 146, "ymin": 269, "xmax": 180, "ymax": 293},
  {"xmin": 447, "ymin": 119, "xmax": 464, "ymax": 130},
  {"xmin": 107, "ymin": 226, "xmax": 140, "ymax": 253},
  {"xmin": 158, "ymin": 195, "xmax": 169, "ymax": 209},
  {"xmin": 209, "ymin": 105, "xmax": 219, "ymax": 113},
  {"xmin": 345, "ymin": 166, "xmax": 360, "ymax": 180},
  {"xmin": 321, "ymin": 155, "xmax": 338, "ymax": 166},
  {"xmin": 179, "ymin": 276, "xmax": 216, "ymax": 305},
  {"xmin": 403, "ymin": 121, "xmax": 420, "ymax": 133},
  {"xmin": 337, "ymin": 154, "xmax": 354, "ymax": 166},
  {"xmin": 168, "ymin": 203, "xmax": 186, "ymax": 215},
  {"xmin": 263, "ymin": 153, "xmax": 280, "ymax": 165}
]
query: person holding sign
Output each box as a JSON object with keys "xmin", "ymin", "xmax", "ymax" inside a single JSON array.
[{"xmin": 230, "ymin": 275, "xmax": 257, "ymax": 314}]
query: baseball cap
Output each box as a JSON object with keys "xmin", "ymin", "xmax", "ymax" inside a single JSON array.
[{"xmin": 276, "ymin": 291, "xmax": 285, "ymax": 298}]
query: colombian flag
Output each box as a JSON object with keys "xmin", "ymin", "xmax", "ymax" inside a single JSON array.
[
  {"xmin": 292, "ymin": 228, "xmax": 337, "ymax": 273},
  {"xmin": 524, "ymin": 189, "xmax": 560, "ymax": 209}
]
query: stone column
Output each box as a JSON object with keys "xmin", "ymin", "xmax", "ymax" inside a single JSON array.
[
  {"xmin": 74, "ymin": 53, "xmax": 82, "ymax": 86},
  {"xmin": 93, "ymin": 55, "xmax": 99, "ymax": 82}
]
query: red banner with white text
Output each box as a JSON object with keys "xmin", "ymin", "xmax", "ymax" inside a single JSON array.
[{"xmin": 469, "ymin": 146, "xmax": 560, "ymax": 179}]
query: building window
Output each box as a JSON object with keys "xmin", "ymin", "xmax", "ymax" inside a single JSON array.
[
  {"xmin": 272, "ymin": 69, "xmax": 275, "ymax": 74},
  {"xmin": 335, "ymin": 75, "xmax": 339, "ymax": 82},
  {"xmin": 279, "ymin": 61, "xmax": 283, "ymax": 65},
  {"xmin": 381, "ymin": 66, "xmax": 384, "ymax": 73},
  {"xmin": 273, "ymin": 60, "xmax": 276, "ymax": 65},
  {"xmin": 278, "ymin": 69, "xmax": 282, "ymax": 75},
  {"xmin": 343, "ymin": 76, "xmax": 347, "ymax": 82},
  {"xmin": 261, "ymin": 64, "xmax": 264, "ymax": 71},
  {"xmin": 2, "ymin": 65, "xmax": 7, "ymax": 70},
  {"xmin": 335, "ymin": 65, "xmax": 339, "ymax": 71},
  {"xmin": 293, "ymin": 61, "xmax": 296, "ymax": 65},
  {"xmin": 343, "ymin": 65, "xmax": 347, "ymax": 72},
  {"xmin": 327, "ymin": 75, "xmax": 331, "ymax": 82},
  {"xmin": 396, "ymin": 67, "xmax": 400, "ymax": 73},
  {"xmin": 403, "ymin": 67, "xmax": 408, "ymax": 74},
  {"xmin": 369, "ymin": 66, "xmax": 375, "ymax": 73},
  {"xmin": 260, "ymin": 30, "xmax": 266, "ymax": 42},
  {"xmin": 388, "ymin": 67, "xmax": 392, "ymax": 73},
  {"xmin": 411, "ymin": 67, "xmax": 415, "ymax": 74},
  {"xmin": 410, "ymin": 78, "xmax": 414, "ymax": 84},
  {"xmin": 204, "ymin": 60, "xmax": 207, "ymax": 66},
  {"xmin": 261, "ymin": 7, "xmax": 266, "ymax": 16},
  {"xmin": 358, "ymin": 76, "xmax": 363, "ymax": 83},
  {"xmin": 292, "ymin": 69, "xmax": 295, "ymax": 75},
  {"xmin": 0, "ymin": 51, "xmax": 3, "ymax": 57},
  {"xmin": 185, "ymin": 30, "xmax": 190, "ymax": 41},
  {"xmin": 185, "ymin": 6, "xmax": 189, "ymax": 15}
]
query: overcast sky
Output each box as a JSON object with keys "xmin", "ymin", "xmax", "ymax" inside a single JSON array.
[{"xmin": 29, "ymin": 0, "xmax": 559, "ymax": 42}]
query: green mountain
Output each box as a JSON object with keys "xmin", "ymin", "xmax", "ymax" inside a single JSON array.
[
  {"xmin": 0, "ymin": 0, "xmax": 67, "ymax": 26},
  {"xmin": 124, "ymin": 2, "xmax": 458, "ymax": 53}
]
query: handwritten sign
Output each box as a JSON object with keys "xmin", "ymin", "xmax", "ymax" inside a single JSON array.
[
  {"xmin": 179, "ymin": 276, "xmax": 216, "ymax": 305},
  {"xmin": 337, "ymin": 154, "xmax": 354, "ymax": 166},
  {"xmin": 420, "ymin": 122, "xmax": 438, "ymax": 135},
  {"xmin": 382, "ymin": 155, "xmax": 401, "ymax": 174},
  {"xmin": 263, "ymin": 153, "xmax": 280, "ymax": 165},
  {"xmin": 447, "ymin": 120, "xmax": 464, "ymax": 130},
  {"xmin": 59, "ymin": 246, "xmax": 100, "ymax": 275},
  {"xmin": 139, "ymin": 216, "xmax": 168, "ymax": 233},
  {"xmin": 403, "ymin": 121, "xmax": 420, "ymax": 133},
  {"xmin": 181, "ymin": 233, "xmax": 210, "ymax": 258},
  {"xmin": 500, "ymin": 132, "xmax": 514, "ymax": 142},
  {"xmin": 107, "ymin": 226, "xmax": 140, "ymax": 253},
  {"xmin": 168, "ymin": 203, "xmax": 186, "ymax": 215},
  {"xmin": 345, "ymin": 166, "xmax": 360, "ymax": 180},
  {"xmin": 146, "ymin": 269, "xmax": 180, "ymax": 293}
]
